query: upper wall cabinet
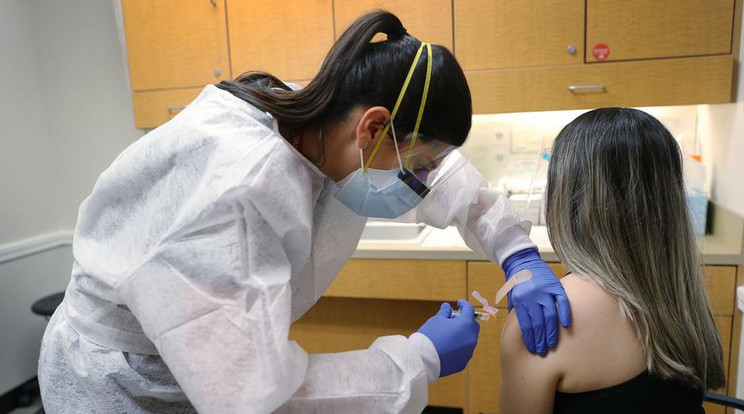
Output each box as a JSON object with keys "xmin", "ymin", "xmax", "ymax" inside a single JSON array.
[
  {"xmin": 227, "ymin": 0, "xmax": 334, "ymax": 82},
  {"xmin": 586, "ymin": 0, "xmax": 735, "ymax": 62},
  {"xmin": 458, "ymin": 0, "xmax": 738, "ymax": 114},
  {"xmin": 121, "ymin": 0, "xmax": 741, "ymax": 128},
  {"xmin": 334, "ymin": 1, "xmax": 453, "ymax": 51},
  {"xmin": 455, "ymin": 0, "xmax": 584, "ymax": 70},
  {"xmin": 121, "ymin": 0, "xmax": 231, "ymax": 129},
  {"xmin": 121, "ymin": 0, "xmax": 230, "ymax": 91}
]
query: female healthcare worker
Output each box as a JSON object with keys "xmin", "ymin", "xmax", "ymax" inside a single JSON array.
[{"xmin": 38, "ymin": 11, "xmax": 570, "ymax": 414}]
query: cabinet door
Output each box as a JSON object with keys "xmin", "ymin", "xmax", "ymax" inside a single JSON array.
[
  {"xmin": 703, "ymin": 316, "xmax": 732, "ymax": 414},
  {"xmin": 586, "ymin": 0, "xmax": 735, "ymax": 62},
  {"xmin": 702, "ymin": 265, "xmax": 737, "ymax": 316},
  {"xmin": 121, "ymin": 0, "xmax": 230, "ymax": 91},
  {"xmin": 334, "ymin": 1, "xmax": 453, "ymax": 51},
  {"xmin": 700, "ymin": 266, "xmax": 736, "ymax": 414},
  {"xmin": 290, "ymin": 297, "xmax": 465, "ymax": 408},
  {"xmin": 227, "ymin": 0, "xmax": 334, "ymax": 82},
  {"xmin": 454, "ymin": 0, "xmax": 584, "ymax": 70}
]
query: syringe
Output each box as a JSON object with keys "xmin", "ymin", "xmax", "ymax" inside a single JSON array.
[{"xmin": 451, "ymin": 308, "xmax": 493, "ymax": 321}]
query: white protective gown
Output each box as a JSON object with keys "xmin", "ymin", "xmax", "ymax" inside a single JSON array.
[{"xmin": 38, "ymin": 85, "xmax": 534, "ymax": 414}]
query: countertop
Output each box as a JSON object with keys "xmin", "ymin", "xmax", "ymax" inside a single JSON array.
[{"xmin": 353, "ymin": 203, "xmax": 744, "ymax": 265}]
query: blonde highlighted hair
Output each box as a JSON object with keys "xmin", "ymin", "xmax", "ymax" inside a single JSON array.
[{"xmin": 546, "ymin": 108, "xmax": 725, "ymax": 390}]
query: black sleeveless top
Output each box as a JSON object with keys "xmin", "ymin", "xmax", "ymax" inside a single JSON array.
[{"xmin": 554, "ymin": 371, "xmax": 704, "ymax": 414}]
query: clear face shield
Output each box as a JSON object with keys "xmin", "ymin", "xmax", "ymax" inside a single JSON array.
[{"xmin": 380, "ymin": 126, "xmax": 469, "ymax": 197}]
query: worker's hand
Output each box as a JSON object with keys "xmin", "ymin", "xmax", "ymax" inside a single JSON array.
[
  {"xmin": 417, "ymin": 299, "xmax": 480, "ymax": 377},
  {"xmin": 503, "ymin": 248, "xmax": 571, "ymax": 356}
]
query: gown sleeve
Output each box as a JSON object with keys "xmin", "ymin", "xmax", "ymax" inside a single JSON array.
[
  {"xmin": 412, "ymin": 155, "xmax": 536, "ymax": 265},
  {"xmin": 117, "ymin": 198, "xmax": 428, "ymax": 414}
]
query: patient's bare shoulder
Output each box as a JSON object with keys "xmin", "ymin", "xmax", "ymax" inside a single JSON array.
[
  {"xmin": 552, "ymin": 274, "xmax": 647, "ymax": 392},
  {"xmin": 499, "ymin": 272, "xmax": 647, "ymax": 413}
]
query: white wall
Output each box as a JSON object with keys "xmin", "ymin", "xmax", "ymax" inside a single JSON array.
[
  {"xmin": 0, "ymin": 1, "xmax": 59, "ymax": 244},
  {"xmin": 0, "ymin": 0, "xmax": 139, "ymax": 395},
  {"xmin": 29, "ymin": 0, "xmax": 142, "ymax": 229},
  {"xmin": 698, "ymin": 26, "xmax": 744, "ymax": 217},
  {"xmin": 0, "ymin": 247, "xmax": 72, "ymax": 395}
]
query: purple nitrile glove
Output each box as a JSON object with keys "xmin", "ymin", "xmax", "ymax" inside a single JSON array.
[
  {"xmin": 417, "ymin": 299, "xmax": 480, "ymax": 377},
  {"xmin": 503, "ymin": 248, "xmax": 571, "ymax": 356}
]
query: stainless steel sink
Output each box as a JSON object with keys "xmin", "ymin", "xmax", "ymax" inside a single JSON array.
[{"xmin": 360, "ymin": 221, "xmax": 432, "ymax": 243}]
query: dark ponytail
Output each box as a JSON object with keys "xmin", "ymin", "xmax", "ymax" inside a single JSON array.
[{"xmin": 216, "ymin": 11, "xmax": 472, "ymax": 147}]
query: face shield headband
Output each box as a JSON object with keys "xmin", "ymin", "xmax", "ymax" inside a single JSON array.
[{"xmin": 364, "ymin": 42, "xmax": 435, "ymax": 198}]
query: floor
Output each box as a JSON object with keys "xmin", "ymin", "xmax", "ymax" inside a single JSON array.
[
  {"xmin": 6, "ymin": 401, "xmax": 453, "ymax": 414},
  {"xmin": 6, "ymin": 400, "xmax": 455, "ymax": 414}
]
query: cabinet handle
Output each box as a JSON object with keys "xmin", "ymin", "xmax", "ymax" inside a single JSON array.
[
  {"xmin": 567, "ymin": 84, "xmax": 605, "ymax": 92},
  {"xmin": 209, "ymin": 0, "xmax": 216, "ymax": 7},
  {"xmin": 166, "ymin": 105, "xmax": 186, "ymax": 113}
]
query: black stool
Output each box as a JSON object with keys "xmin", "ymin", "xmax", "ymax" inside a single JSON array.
[
  {"xmin": 20, "ymin": 292, "xmax": 65, "ymax": 414},
  {"xmin": 31, "ymin": 292, "xmax": 65, "ymax": 320}
]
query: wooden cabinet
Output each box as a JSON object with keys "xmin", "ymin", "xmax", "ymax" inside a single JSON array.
[
  {"xmin": 226, "ymin": 0, "xmax": 334, "ymax": 82},
  {"xmin": 121, "ymin": 0, "xmax": 230, "ymax": 91},
  {"xmin": 702, "ymin": 266, "xmax": 738, "ymax": 414},
  {"xmin": 121, "ymin": 1, "xmax": 741, "ymax": 125},
  {"xmin": 586, "ymin": 0, "xmax": 735, "ymax": 62},
  {"xmin": 290, "ymin": 297, "xmax": 465, "ymax": 408},
  {"xmin": 290, "ymin": 259, "xmax": 740, "ymax": 412},
  {"xmin": 120, "ymin": 0, "xmax": 231, "ymax": 129},
  {"xmin": 455, "ymin": 0, "xmax": 738, "ymax": 113},
  {"xmin": 297, "ymin": 258, "xmax": 467, "ymax": 407},
  {"xmin": 455, "ymin": 0, "xmax": 584, "ymax": 70},
  {"xmin": 334, "ymin": 0, "xmax": 453, "ymax": 51}
]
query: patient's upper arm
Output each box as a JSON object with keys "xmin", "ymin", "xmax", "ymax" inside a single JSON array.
[{"xmin": 499, "ymin": 310, "xmax": 561, "ymax": 414}]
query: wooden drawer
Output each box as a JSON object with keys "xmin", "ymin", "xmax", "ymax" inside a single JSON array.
[
  {"xmin": 290, "ymin": 297, "xmax": 464, "ymax": 408},
  {"xmin": 467, "ymin": 262, "xmax": 736, "ymax": 315},
  {"xmin": 131, "ymin": 88, "xmax": 203, "ymax": 129},
  {"xmin": 324, "ymin": 259, "xmax": 466, "ymax": 301},
  {"xmin": 466, "ymin": 55, "xmax": 734, "ymax": 114}
]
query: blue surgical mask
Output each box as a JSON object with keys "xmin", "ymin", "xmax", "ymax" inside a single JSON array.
[{"xmin": 335, "ymin": 150, "xmax": 424, "ymax": 219}]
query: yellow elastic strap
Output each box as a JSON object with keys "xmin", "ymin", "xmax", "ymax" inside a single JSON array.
[
  {"xmin": 364, "ymin": 43, "xmax": 430, "ymax": 172},
  {"xmin": 406, "ymin": 43, "xmax": 432, "ymax": 168}
]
